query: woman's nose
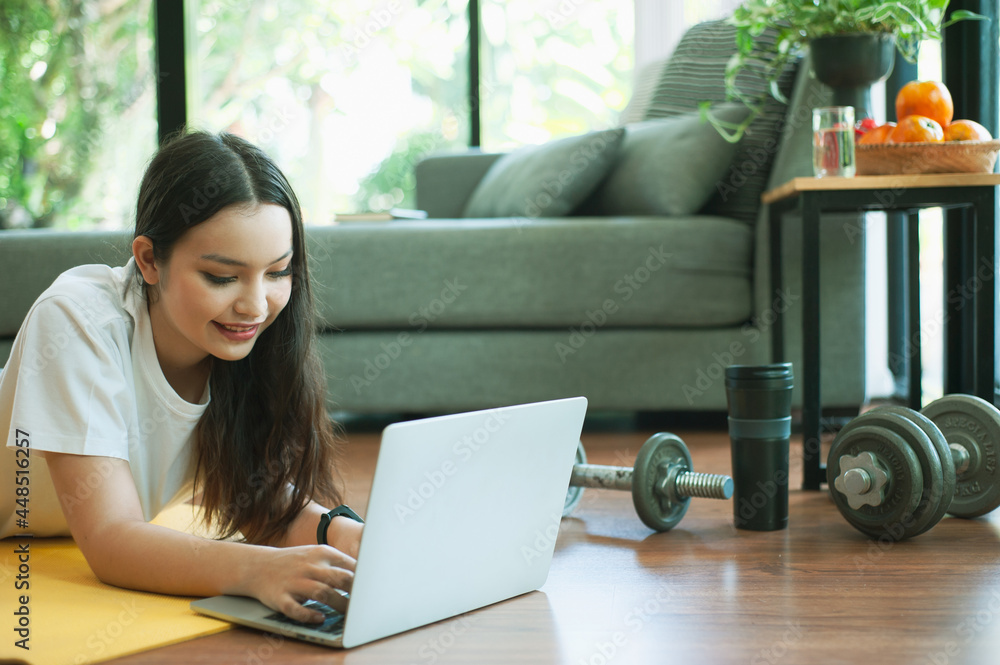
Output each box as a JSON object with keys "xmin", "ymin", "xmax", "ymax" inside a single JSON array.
[{"xmin": 234, "ymin": 281, "xmax": 268, "ymax": 318}]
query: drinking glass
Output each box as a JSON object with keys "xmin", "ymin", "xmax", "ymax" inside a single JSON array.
[{"xmin": 812, "ymin": 106, "xmax": 856, "ymax": 178}]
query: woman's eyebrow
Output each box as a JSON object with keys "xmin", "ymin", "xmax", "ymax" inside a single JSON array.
[{"xmin": 200, "ymin": 249, "xmax": 293, "ymax": 267}]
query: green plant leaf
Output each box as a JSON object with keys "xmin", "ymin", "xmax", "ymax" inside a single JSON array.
[
  {"xmin": 714, "ymin": 0, "xmax": 986, "ymax": 143},
  {"xmin": 942, "ymin": 9, "xmax": 989, "ymax": 29}
]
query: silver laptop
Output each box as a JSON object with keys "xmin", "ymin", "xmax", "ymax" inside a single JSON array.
[{"xmin": 191, "ymin": 396, "xmax": 587, "ymax": 648}]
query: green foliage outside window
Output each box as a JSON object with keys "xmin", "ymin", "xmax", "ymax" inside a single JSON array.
[
  {"xmin": 1, "ymin": 0, "xmax": 631, "ymax": 229},
  {"xmin": 0, "ymin": 0, "xmax": 156, "ymax": 230}
]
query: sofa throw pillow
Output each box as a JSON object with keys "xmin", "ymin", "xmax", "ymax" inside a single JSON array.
[
  {"xmin": 583, "ymin": 103, "xmax": 750, "ymax": 217},
  {"xmin": 462, "ymin": 127, "xmax": 625, "ymax": 219},
  {"xmin": 642, "ymin": 19, "xmax": 799, "ymax": 225}
]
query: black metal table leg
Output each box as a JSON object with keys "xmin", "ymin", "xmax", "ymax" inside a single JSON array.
[
  {"xmin": 801, "ymin": 194, "xmax": 823, "ymax": 491},
  {"xmin": 906, "ymin": 212, "xmax": 922, "ymax": 410},
  {"xmin": 945, "ymin": 209, "xmax": 975, "ymax": 394},
  {"xmin": 770, "ymin": 202, "xmax": 786, "ymax": 363},
  {"xmin": 973, "ymin": 187, "xmax": 997, "ymax": 403}
]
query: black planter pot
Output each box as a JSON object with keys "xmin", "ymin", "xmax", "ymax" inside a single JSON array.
[{"xmin": 810, "ymin": 33, "xmax": 896, "ymax": 120}]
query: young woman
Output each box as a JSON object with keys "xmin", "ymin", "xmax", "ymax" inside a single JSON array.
[{"xmin": 0, "ymin": 131, "xmax": 360, "ymax": 623}]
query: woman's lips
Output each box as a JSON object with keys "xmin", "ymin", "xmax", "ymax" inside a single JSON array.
[{"xmin": 213, "ymin": 321, "xmax": 260, "ymax": 341}]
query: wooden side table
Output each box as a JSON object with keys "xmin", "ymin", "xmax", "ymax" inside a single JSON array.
[{"xmin": 762, "ymin": 173, "xmax": 999, "ymax": 490}]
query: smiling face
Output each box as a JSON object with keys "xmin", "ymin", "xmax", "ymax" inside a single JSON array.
[{"xmin": 135, "ymin": 203, "xmax": 294, "ymax": 375}]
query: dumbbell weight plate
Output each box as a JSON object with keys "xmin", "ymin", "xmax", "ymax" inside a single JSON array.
[
  {"xmin": 868, "ymin": 406, "xmax": 955, "ymax": 538},
  {"xmin": 827, "ymin": 412, "xmax": 925, "ymax": 539},
  {"xmin": 563, "ymin": 441, "xmax": 587, "ymax": 517},
  {"xmin": 922, "ymin": 394, "xmax": 1000, "ymax": 518},
  {"xmin": 632, "ymin": 432, "xmax": 691, "ymax": 532}
]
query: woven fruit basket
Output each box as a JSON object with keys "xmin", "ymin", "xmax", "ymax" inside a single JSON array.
[{"xmin": 856, "ymin": 139, "xmax": 1000, "ymax": 175}]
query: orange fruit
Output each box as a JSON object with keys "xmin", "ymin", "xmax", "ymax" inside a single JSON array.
[
  {"xmin": 896, "ymin": 80, "xmax": 954, "ymax": 127},
  {"xmin": 944, "ymin": 119, "xmax": 992, "ymax": 141},
  {"xmin": 888, "ymin": 115, "xmax": 945, "ymax": 143},
  {"xmin": 858, "ymin": 123, "xmax": 896, "ymax": 145}
]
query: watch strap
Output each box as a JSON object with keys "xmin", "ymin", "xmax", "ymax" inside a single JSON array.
[{"xmin": 317, "ymin": 504, "xmax": 364, "ymax": 545}]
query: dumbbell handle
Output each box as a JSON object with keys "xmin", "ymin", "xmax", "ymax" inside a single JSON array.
[
  {"xmin": 571, "ymin": 463, "xmax": 733, "ymax": 500},
  {"xmin": 950, "ymin": 443, "xmax": 971, "ymax": 476}
]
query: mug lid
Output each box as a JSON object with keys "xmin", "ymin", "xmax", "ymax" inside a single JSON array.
[{"xmin": 725, "ymin": 363, "xmax": 794, "ymax": 385}]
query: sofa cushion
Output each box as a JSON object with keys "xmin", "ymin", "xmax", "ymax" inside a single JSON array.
[
  {"xmin": 643, "ymin": 19, "xmax": 799, "ymax": 225},
  {"xmin": 580, "ymin": 104, "xmax": 749, "ymax": 217},
  {"xmin": 0, "ymin": 230, "xmax": 132, "ymax": 338},
  {"xmin": 461, "ymin": 128, "xmax": 625, "ymax": 219},
  {"xmin": 307, "ymin": 217, "xmax": 753, "ymax": 330}
]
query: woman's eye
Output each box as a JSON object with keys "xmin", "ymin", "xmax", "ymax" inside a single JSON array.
[
  {"xmin": 268, "ymin": 267, "xmax": 293, "ymax": 279},
  {"xmin": 202, "ymin": 272, "xmax": 236, "ymax": 285}
]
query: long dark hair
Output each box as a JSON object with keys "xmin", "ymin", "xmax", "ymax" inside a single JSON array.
[{"xmin": 134, "ymin": 130, "xmax": 341, "ymax": 544}]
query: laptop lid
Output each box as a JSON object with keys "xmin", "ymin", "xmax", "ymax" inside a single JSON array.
[{"xmin": 341, "ymin": 396, "xmax": 587, "ymax": 647}]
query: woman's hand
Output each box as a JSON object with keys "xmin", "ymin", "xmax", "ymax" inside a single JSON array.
[{"xmin": 244, "ymin": 544, "xmax": 356, "ymax": 623}]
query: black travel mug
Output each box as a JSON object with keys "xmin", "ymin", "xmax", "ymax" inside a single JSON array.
[{"xmin": 725, "ymin": 363, "xmax": 794, "ymax": 531}]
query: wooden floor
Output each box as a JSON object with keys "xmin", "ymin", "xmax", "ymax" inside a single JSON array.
[{"xmin": 108, "ymin": 423, "xmax": 1000, "ymax": 665}]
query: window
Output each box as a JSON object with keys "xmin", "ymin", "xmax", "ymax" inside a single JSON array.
[
  {"xmin": 187, "ymin": 0, "xmax": 470, "ymax": 221},
  {"xmin": 0, "ymin": 0, "xmax": 157, "ymax": 230},
  {"xmin": 3, "ymin": 1, "xmax": 634, "ymax": 228},
  {"xmin": 185, "ymin": 0, "xmax": 635, "ymax": 219},
  {"xmin": 477, "ymin": 0, "xmax": 633, "ymax": 150}
]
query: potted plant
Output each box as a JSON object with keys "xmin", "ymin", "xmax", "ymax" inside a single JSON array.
[{"xmin": 711, "ymin": 0, "xmax": 985, "ymax": 140}]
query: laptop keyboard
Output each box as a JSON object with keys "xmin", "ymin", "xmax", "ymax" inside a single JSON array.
[{"xmin": 265, "ymin": 599, "xmax": 345, "ymax": 635}]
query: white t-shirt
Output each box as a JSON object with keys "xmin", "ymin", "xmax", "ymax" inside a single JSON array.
[{"xmin": 0, "ymin": 260, "xmax": 210, "ymax": 538}]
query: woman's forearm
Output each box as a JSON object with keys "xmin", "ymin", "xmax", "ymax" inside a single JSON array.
[
  {"xmin": 82, "ymin": 517, "xmax": 269, "ymax": 597},
  {"xmin": 272, "ymin": 500, "xmax": 363, "ymax": 559}
]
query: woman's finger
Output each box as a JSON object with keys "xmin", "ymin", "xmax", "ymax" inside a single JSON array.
[
  {"xmin": 318, "ymin": 545, "xmax": 357, "ymax": 572},
  {"xmin": 281, "ymin": 596, "xmax": 326, "ymax": 624}
]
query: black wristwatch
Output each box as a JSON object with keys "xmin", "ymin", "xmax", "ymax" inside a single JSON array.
[{"xmin": 317, "ymin": 505, "xmax": 365, "ymax": 545}]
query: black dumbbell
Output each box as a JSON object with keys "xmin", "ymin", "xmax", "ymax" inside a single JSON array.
[
  {"xmin": 828, "ymin": 394, "xmax": 1000, "ymax": 540},
  {"xmin": 563, "ymin": 433, "xmax": 733, "ymax": 531}
]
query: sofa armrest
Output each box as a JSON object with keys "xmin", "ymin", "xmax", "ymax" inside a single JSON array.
[{"xmin": 415, "ymin": 151, "xmax": 504, "ymax": 218}]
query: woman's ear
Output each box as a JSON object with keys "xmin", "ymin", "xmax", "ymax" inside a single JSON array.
[{"xmin": 132, "ymin": 236, "xmax": 161, "ymax": 286}]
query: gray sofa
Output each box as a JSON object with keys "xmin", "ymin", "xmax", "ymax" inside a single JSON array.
[{"xmin": 0, "ymin": 20, "xmax": 867, "ymax": 416}]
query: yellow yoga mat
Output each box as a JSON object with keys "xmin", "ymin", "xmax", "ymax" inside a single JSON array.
[{"xmin": 0, "ymin": 504, "xmax": 232, "ymax": 665}]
